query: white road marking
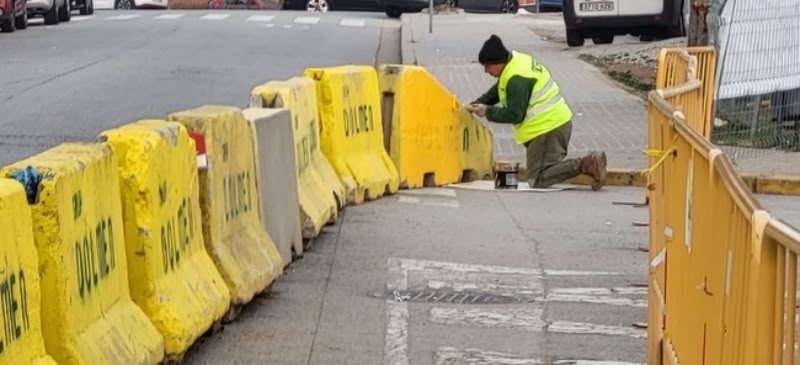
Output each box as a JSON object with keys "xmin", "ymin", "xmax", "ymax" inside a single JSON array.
[
  {"xmin": 294, "ymin": 16, "xmax": 320, "ymax": 24},
  {"xmin": 265, "ymin": 23, "xmax": 275, "ymax": 27},
  {"xmin": 71, "ymin": 16, "xmax": 93, "ymax": 21},
  {"xmin": 430, "ymin": 307, "xmax": 546, "ymax": 331},
  {"xmin": 340, "ymin": 18, "xmax": 365, "ymax": 27},
  {"xmin": 385, "ymin": 258, "xmax": 410, "ymax": 365},
  {"xmin": 154, "ymin": 13, "xmax": 184, "ymax": 19},
  {"xmin": 303, "ymin": 25, "xmax": 310, "ymax": 30},
  {"xmin": 247, "ymin": 15, "xmax": 275, "ymax": 22},
  {"xmin": 398, "ymin": 188, "xmax": 457, "ymax": 197},
  {"xmin": 435, "ymin": 347, "xmax": 643, "ymax": 365},
  {"xmin": 396, "ymin": 258, "xmax": 627, "ymax": 276},
  {"xmin": 283, "ymin": 24, "xmax": 293, "ymax": 29},
  {"xmin": 429, "ymin": 307, "xmax": 647, "ymax": 339},
  {"xmin": 200, "ymin": 13, "xmax": 230, "ymax": 20},
  {"xmin": 397, "ymin": 195, "xmax": 460, "ymax": 209},
  {"xmin": 106, "ymin": 14, "xmax": 140, "ymax": 20}
]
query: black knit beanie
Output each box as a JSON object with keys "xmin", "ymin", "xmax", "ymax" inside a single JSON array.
[{"xmin": 479, "ymin": 34, "xmax": 510, "ymax": 64}]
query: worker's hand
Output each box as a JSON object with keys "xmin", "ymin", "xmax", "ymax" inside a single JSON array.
[{"xmin": 468, "ymin": 103, "xmax": 488, "ymax": 117}]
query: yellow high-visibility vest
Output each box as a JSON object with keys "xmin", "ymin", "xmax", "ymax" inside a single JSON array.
[{"xmin": 498, "ymin": 51, "xmax": 573, "ymax": 144}]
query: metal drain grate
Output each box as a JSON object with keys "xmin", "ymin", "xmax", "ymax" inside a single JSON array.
[{"xmin": 369, "ymin": 289, "xmax": 524, "ymax": 304}]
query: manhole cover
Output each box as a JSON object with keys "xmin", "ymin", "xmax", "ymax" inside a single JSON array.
[{"xmin": 368, "ymin": 289, "xmax": 524, "ymax": 304}]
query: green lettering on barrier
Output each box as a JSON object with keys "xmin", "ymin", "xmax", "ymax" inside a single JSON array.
[
  {"xmin": 224, "ymin": 171, "xmax": 252, "ymax": 223},
  {"xmin": 159, "ymin": 181, "xmax": 167, "ymax": 207},
  {"xmin": 72, "ymin": 191, "xmax": 82, "ymax": 220},
  {"xmin": 161, "ymin": 194, "xmax": 193, "ymax": 274},
  {"xmin": 343, "ymin": 104, "xmax": 375, "ymax": 137},
  {"xmin": 462, "ymin": 127, "xmax": 470, "ymax": 151},
  {"xmin": 309, "ymin": 119, "xmax": 318, "ymax": 151},
  {"xmin": 75, "ymin": 216, "xmax": 117, "ymax": 300},
  {"xmin": 0, "ymin": 268, "xmax": 29, "ymax": 353}
]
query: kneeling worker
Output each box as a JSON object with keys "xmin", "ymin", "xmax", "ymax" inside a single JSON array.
[{"xmin": 466, "ymin": 34, "xmax": 607, "ymax": 191}]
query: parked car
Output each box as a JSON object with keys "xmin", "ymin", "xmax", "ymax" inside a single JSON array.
[
  {"xmin": 114, "ymin": 0, "xmax": 166, "ymax": 9},
  {"xmin": 71, "ymin": 0, "xmax": 93, "ymax": 14},
  {"xmin": 376, "ymin": 0, "xmax": 447, "ymax": 18},
  {"xmin": 282, "ymin": 0, "xmax": 381, "ymax": 12},
  {"xmin": 0, "ymin": 0, "xmax": 28, "ymax": 32},
  {"xmin": 26, "ymin": 0, "xmax": 70, "ymax": 25},
  {"xmin": 538, "ymin": 0, "xmax": 560, "ymax": 11},
  {"xmin": 562, "ymin": 0, "xmax": 685, "ymax": 46}
]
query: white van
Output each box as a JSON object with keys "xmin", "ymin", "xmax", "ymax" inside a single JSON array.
[{"xmin": 562, "ymin": 0, "xmax": 686, "ymax": 46}]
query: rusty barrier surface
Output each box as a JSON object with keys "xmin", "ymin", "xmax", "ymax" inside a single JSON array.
[{"xmin": 647, "ymin": 47, "xmax": 800, "ymax": 365}]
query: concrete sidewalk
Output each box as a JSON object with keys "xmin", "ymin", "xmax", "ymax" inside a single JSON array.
[
  {"xmin": 400, "ymin": 12, "xmax": 800, "ymax": 178},
  {"xmin": 181, "ymin": 185, "xmax": 650, "ymax": 364}
]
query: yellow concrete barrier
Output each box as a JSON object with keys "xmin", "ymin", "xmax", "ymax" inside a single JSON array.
[
  {"xmin": 242, "ymin": 107, "xmax": 304, "ymax": 264},
  {"xmin": 250, "ymin": 77, "xmax": 346, "ymax": 239},
  {"xmin": 167, "ymin": 105, "xmax": 283, "ymax": 311},
  {"xmin": 0, "ymin": 179, "xmax": 57, "ymax": 365},
  {"xmin": 304, "ymin": 65, "xmax": 400, "ymax": 204},
  {"xmin": 0, "ymin": 143, "xmax": 165, "ymax": 365},
  {"xmin": 378, "ymin": 64, "xmax": 464, "ymax": 188},
  {"xmin": 458, "ymin": 107, "xmax": 494, "ymax": 181},
  {"xmin": 98, "ymin": 120, "xmax": 231, "ymax": 359}
]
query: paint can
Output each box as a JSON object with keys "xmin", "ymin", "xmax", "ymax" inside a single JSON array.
[{"xmin": 493, "ymin": 160, "xmax": 519, "ymax": 189}]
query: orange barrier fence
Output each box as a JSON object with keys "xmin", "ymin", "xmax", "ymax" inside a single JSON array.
[{"xmin": 646, "ymin": 47, "xmax": 800, "ymax": 365}]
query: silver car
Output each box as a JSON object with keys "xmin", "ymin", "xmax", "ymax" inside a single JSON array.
[{"xmin": 27, "ymin": 0, "xmax": 70, "ymax": 25}]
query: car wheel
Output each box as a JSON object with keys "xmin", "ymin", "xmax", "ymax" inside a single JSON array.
[
  {"xmin": 566, "ymin": 30, "xmax": 584, "ymax": 47},
  {"xmin": 44, "ymin": 3, "xmax": 59, "ymax": 25},
  {"xmin": 640, "ymin": 34, "xmax": 655, "ymax": 42},
  {"xmin": 58, "ymin": 0, "xmax": 71, "ymax": 22},
  {"xmin": 385, "ymin": 7, "xmax": 401, "ymax": 17},
  {"xmin": 115, "ymin": 0, "xmax": 135, "ymax": 9},
  {"xmin": 80, "ymin": 0, "xmax": 93, "ymax": 15},
  {"xmin": 88, "ymin": 0, "xmax": 94, "ymax": 14},
  {"xmin": 306, "ymin": 0, "xmax": 328, "ymax": 12},
  {"xmin": 499, "ymin": 0, "xmax": 516, "ymax": 13},
  {"xmin": 1, "ymin": 4, "xmax": 15, "ymax": 32},
  {"xmin": 592, "ymin": 35, "xmax": 613, "ymax": 44},
  {"xmin": 15, "ymin": 6, "xmax": 28, "ymax": 29}
]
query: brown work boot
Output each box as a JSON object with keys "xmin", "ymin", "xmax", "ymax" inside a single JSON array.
[{"xmin": 580, "ymin": 151, "xmax": 607, "ymax": 191}]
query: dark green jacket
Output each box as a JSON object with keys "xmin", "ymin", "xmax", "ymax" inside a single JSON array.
[{"xmin": 471, "ymin": 74, "xmax": 537, "ymax": 125}]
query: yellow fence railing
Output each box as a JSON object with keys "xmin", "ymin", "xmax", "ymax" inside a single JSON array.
[{"xmin": 646, "ymin": 47, "xmax": 800, "ymax": 365}]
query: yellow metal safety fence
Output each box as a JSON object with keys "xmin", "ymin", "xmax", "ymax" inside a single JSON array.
[{"xmin": 647, "ymin": 47, "xmax": 800, "ymax": 365}]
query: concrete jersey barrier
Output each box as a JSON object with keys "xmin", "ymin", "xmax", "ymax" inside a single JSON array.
[
  {"xmin": 242, "ymin": 108, "xmax": 305, "ymax": 265},
  {"xmin": 304, "ymin": 65, "xmax": 400, "ymax": 204},
  {"xmin": 378, "ymin": 64, "xmax": 464, "ymax": 188},
  {"xmin": 0, "ymin": 179, "xmax": 58, "ymax": 365},
  {"xmin": 167, "ymin": 105, "xmax": 283, "ymax": 309},
  {"xmin": 98, "ymin": 120, "xmax": 232, "ymax": 359},
  {"xmin": 250, "ymin": 77, "xmax": 345, "ymax": 239},
  {"xmin": 0, "ymin": 143, "xmax": 165, "ymax": 365}
]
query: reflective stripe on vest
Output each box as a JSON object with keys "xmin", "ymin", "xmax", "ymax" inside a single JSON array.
[{"xmin": 497, "ymin": 51, "xmax": 573, "ymax": 144}]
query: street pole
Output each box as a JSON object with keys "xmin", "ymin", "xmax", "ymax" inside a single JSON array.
[
  {"xmin": 687, "ymin": 0, "xmax": 709, "ymax": 46},
  {"xmin": 428, "ymin": 0, "xmax": 433, "ymax": 33}
]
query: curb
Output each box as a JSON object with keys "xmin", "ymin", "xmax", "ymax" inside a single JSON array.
[
  {"xmin": 515, "ymin": 167, "xmax": 649, "ymax": 188},
  {"xmin": 400, "ymin": 14, "xmax": 416, "ymax": 65},
  {"xmin": 514, "ymin": 167, "xmax": 800, "ymax": 196}
]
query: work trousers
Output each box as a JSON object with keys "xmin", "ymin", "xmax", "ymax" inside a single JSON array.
[{"xmin": 524, "ymin": 120, "xmax": 582, "ymax": 188}]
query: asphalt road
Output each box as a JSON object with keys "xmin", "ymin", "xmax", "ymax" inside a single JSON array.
[{"xmin": 0, "ymin": 9, "xmax": 397, "ymax": 165}]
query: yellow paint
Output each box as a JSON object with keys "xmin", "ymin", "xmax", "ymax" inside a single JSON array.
[
  {"xmin": 99, "ymin": 120, "xmax": 232, "ymax": 358},
  {"xmin": 0, "ymin": 180, "xmax": 58, "ymax": 365},
  {"xmin": 378, "ymin": 65, "xmax": 463, "ymax": 188},
  {"xmin": 304, "ymin": 65, "xmax": 400, "ymax": 204},
  {"xmin": 458, "ymin": 107, "xmax": 494, "ymax": 181},
  {"xmin": 251, "ymin": 77, "xmax": 346, "ymax": 238},
  {"xmin": 0, "ymin": 143, "xmax": 165, "ymax": 365},
  {"xmin": 168, "ymin": 105, "xmax": 283, "ymax": 305}
]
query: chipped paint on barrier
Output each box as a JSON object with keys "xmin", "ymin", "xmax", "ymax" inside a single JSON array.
[
  {"xmin": 0, "ymin": 143, "xmax": 165, "ymax": 365},
  {"xmin": 99, "ymin": 120, "xmax": 232, "ymax": 357},
  {"xmin": 434, "ymin": 347, "xmax": 644, "ymax": 365}
]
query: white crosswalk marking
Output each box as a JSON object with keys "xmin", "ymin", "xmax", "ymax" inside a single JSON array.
[
  {"xmin": 340, "ymin": 18, "xmax": 365, "ymax": 27},
  {"xmin": 397, "ymin": 188, "xmax": 460, "ymax": 209},
  {"xmin": 154, "ymin": 13, "xmax": 184, "ymax": 20},
  {"xmin": 200, "ymin": 13, "xmax": 230, "ymax": 20},
  {"xmin": 384, "ymin": 258, "xmax": 645, "ymax": 365},
  {"xmin": 106, "ymin": 14, "xmax": 139, "ymax": 20},
  {"xmin": 293, "ymin": 16, "xmax": 320, "ymax": 24},
  {"xmin": 247, "ymin": 15, "xmax": 275, "ymax": 22}
]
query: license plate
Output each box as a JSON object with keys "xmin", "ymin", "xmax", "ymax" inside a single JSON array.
[{"xmin": 579, "ymin": 1, "xmax": 614, "ymax": 11}]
